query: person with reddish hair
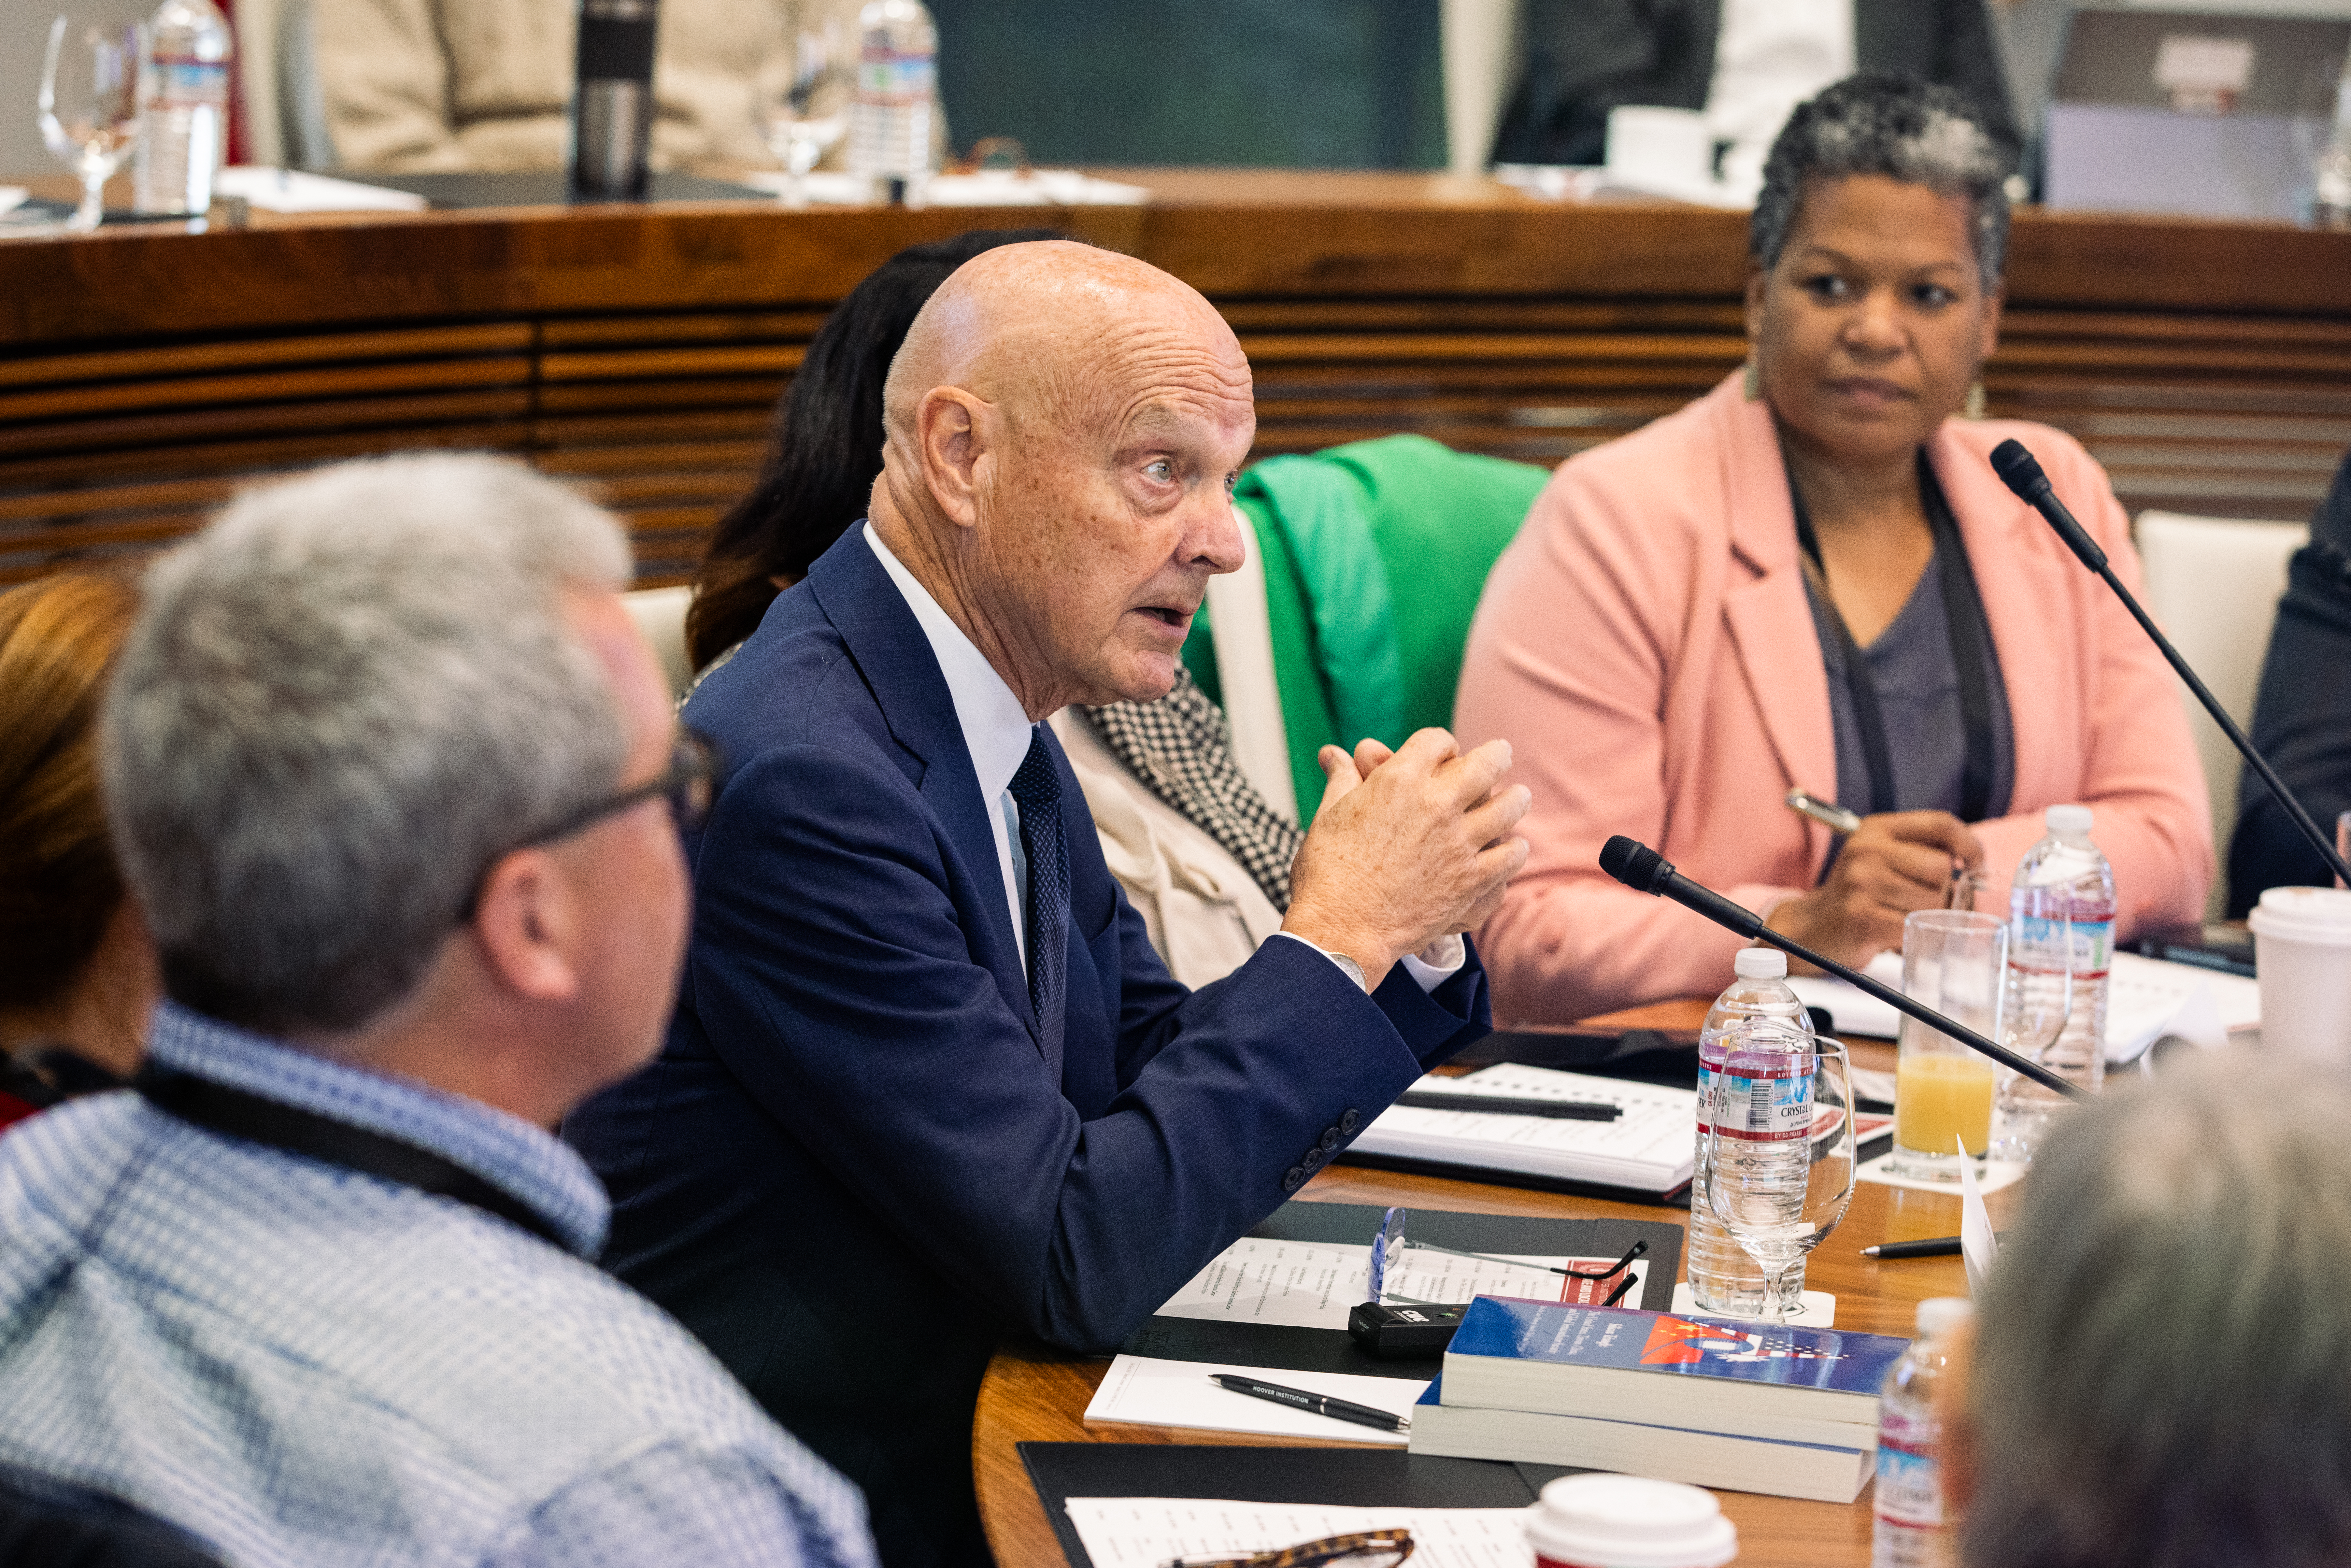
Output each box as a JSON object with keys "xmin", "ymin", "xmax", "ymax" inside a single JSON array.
[{"xmin": 0, "ymin": 571, "xmax": 155, "ymax": 1126}]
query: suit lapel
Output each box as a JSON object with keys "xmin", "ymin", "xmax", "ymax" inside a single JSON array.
[
  {"xmin": 1715, "ymin": 382, "xmax": 1839, "ymax": 865},
  {"xmin": 805, "ymin": 533, "xmax": 1037, "ymax": 1039}
]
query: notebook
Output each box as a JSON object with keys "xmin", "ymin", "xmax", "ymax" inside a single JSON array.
[{"xmin": 1341, "ymin": 1064, "xmax": 1696, "ymax": 1201}]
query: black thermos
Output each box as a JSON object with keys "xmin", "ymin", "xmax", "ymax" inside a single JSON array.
[{"xmin": 571, "ymin": 0, "xmax": 659, "ymax": 198}]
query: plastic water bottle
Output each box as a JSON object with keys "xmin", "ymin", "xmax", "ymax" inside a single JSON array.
[
  {"xmin": 1688, "ymin": 948, "xmax": 1815, "ymax": 1318},
  {"xmin": 1871, "ymin": 1297, "xmax": 1974, "ymax": 1568},
  {"xmin": 131, "ymin": 0, "xmax": 233, "ymax": 217},
  {"xmin": 2310, "ymin": 75, "xmax": 2351, "ymax": 226},
  {"xmin": 848, "ymin": 0, "xmax": 936, "ymax": 205},
  {"xmin": 1993, "ymin": 804, "xmax": 2113, "ymax": 1159}
]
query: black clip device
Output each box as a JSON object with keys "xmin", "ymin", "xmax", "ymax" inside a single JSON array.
[{"xmin": 1346, "ymin": 1300, "xmax": 1468, "ymax": 1358}]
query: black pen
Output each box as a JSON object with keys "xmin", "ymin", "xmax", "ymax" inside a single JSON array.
[
  {"xmin": 1394, "ymin": 1091, "xmax": 1621, "ymax": 1121},
  {"xmin": 1862, "ymin": 1233, "xmax": 2007, "ymax": 1259},
  {"xmin": 1208, "ymin": 1374, "xmax": 1411, "ymax": 1433}
]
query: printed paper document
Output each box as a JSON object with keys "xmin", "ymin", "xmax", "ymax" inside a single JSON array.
[{"xmin": 1154, "ymin": 1233, "xmax": 1648, "ymax": 1331}]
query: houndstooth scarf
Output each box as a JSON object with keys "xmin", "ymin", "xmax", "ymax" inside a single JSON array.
[{"xmin": 1083, "ymin": 665, "xmax": 1303, "ymax": 911}]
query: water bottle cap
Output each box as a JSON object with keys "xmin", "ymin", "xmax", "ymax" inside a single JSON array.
[
  {"xmin": 1915, "ymin": 1297, "xmax": 1975, "ymax": 1338},
  {"xmin": 2045, "ymin": 803, "xmax": 2093, "ymax": 837},
  {"xmin": 1732, "ymin": 948, "xmax": 1787, "ymax": 980}
]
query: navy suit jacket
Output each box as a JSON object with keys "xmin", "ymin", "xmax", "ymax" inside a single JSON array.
[{"xmin": 565, "ymin": 532, "xmax": 1490, "ymax": 1568}]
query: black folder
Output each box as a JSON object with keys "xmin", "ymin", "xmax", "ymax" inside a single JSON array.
[
  {"xmin": 1021, "ymin": 1443, "xmax": 1581, "ymax": 1568},
  {"xmin": 1117, "ymin": 1201, "xmax": 1682, "ymax": 1378}
]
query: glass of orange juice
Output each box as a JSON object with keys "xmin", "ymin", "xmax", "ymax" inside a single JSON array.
[{"xmin": 1888, "ymin": 909, "xmax": 2005, "ymax": 1181}]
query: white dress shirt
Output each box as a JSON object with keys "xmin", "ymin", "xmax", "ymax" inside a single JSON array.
[
  {"xmin": 1705, "ymin": 0, "xmax": 1855, "ymax": 201},
  {"xmin": 862, "ymin": 525, "xmax": 1461, "ymax": 993}
]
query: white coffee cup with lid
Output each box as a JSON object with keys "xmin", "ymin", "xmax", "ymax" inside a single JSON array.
[
  {"xmin": 1603, "ymin": 106, "xmax": 1716, "ymax": 200},
  {"xmin": 2248, "ymin": 886, "xmax": 2351, "ymax": 1063},
  {"xmin": 1525, "ymin": 1473, "xmax": 1738, "ymax": 1568}
]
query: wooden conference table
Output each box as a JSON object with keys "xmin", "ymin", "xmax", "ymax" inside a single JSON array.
[
  {"xmin": 972, "ymin": 1001, "xmax": 2024, "ymax": 1568},
  {"xmin": 7, "ymin": 169, "xmax": 2351, "ymax": 589}
]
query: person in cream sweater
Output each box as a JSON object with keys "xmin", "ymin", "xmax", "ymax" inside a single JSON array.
[{"xmin": 313, "ymin": 0, "xmax": 870, "ymax": 174}]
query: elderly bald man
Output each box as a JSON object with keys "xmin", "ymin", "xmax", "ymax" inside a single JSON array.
[{"xmin": 565, "ymin": 242, "xmax": 1529, "ymax": 1568}]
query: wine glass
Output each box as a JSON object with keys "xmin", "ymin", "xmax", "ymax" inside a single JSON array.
[
  {"xmin": 1703, "ymin": 1032, "xmax": 1858, "ymax": 1325},
  {"xmin": 39, "ymin": 15, "xmax": 144, "ymax": 234},
  {"xmin": 755, "ymin": 20, "xmax": 849, "ymax": 207}
]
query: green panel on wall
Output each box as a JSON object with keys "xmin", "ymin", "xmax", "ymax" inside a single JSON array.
[{"xmin": 931, "ymin": 0, "xmax": 1445, "ymax": 169}]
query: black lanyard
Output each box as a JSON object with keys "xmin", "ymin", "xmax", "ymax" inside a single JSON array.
[
  {"xmin": 2, "ymin": 1045, "xmax": 123, "ymax": 1111},
  {"xmin": 135, "ymin": 1062, "xmax": 569, "ymax": 1250},
  {"xmin": 1789, "ymin": 451, "xmax": 1997, "ymax": 824}
]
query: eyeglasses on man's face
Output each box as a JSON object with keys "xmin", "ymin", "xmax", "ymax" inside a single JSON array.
[
  {"xmin": 456, "ymin": 728, "xmax": 718, "ymax": 922},
  {"xmin": 1164, "ymin": 1529, "xmax": 1415, "ymax": 1568}
]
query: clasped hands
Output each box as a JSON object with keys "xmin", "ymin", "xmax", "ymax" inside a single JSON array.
[{"xmin": 1280, "ymin": 729, "xmax": 1531, "ymax": 992}]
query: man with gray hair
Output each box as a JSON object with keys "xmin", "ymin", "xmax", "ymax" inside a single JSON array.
[
  {"xmin": 0, "ymin": 454, "xmax": 875, "ymax": 1568},
  {"xmin": 1949, "ymin": 1050, "xmax": 2351, "ymax": 1568}
]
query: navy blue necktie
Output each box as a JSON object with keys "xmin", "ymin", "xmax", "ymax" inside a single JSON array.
[{"xmin": 1007, "ymin": 726, "xmax": 1069, "ymax": 1061}]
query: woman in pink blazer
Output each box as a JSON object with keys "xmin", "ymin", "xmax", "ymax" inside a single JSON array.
[{"xmin": 1457, "ymin": 75, "xmax": 2211, "ymax": 1023}]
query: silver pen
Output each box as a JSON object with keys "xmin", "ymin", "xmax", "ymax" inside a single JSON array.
[{"xmin": 1785, "ymin": 787, "xmax": 1863, "ymax": 836}]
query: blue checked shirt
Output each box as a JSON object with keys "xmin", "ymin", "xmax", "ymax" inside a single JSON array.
[{"xmin": 0, "ymin": 1002, "xmax": 876, "ymax": 1568}]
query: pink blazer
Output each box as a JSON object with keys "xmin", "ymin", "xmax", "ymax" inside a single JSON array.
[{"xmin": 1456, "ymin": 373, "xmax": 2213, "ymax": 1024}]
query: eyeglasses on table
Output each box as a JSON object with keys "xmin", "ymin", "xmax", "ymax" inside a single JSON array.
[
  {"xmin": 1367, "ymin": 1205, "xmax": 1647, "ymax": 1308},
  {"xmin": 1162, "ymin": 1528, "xmax": 1415, "ymax": 1568}
]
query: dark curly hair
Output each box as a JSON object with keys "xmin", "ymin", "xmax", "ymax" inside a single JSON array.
[
  {"xmin": 685, "ymin": 228, "xmax": 1067, "ymax": 671},
  {"xmin": 1749, "ymin": 71, "xmax": 2010, "ymax": 291}
]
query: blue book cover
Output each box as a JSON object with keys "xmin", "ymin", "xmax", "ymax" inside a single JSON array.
[{"xmin": 1446, "ymin": 1296, "xmax": 1909, "ymax": 1396}]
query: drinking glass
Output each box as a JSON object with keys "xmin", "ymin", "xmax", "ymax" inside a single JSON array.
[
  {"xmin": 39, "ymin": 15, "xmax": 143, "ymax": 234},
  {"xmin": 756, "ymin": 19, "xmax": 848, "ymax": 206},
  {"xmin": 1703, "ymin": 1035, "xmax": 1856, "ymax": 1325},
  {"xmin": 1888, "ymin": 910, "xmax": 2004, "ymax": 1181}
]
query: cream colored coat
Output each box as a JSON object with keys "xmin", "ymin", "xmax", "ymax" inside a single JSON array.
[
  {"xmin": 1048, "ymin": 709, "xmax": 1285, "ymax": 989},
  {"xmin": 315, "ymin": 0, "xmax": 863, "ymax": 173},
  {"xmin": 1455, "ymin": 373, "xmax": 2213, "ymax": 1024}
]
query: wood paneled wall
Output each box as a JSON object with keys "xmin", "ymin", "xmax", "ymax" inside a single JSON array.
[{"xmin": 4, "ymin": 174, "xmax": 2346, "ymax": 588}]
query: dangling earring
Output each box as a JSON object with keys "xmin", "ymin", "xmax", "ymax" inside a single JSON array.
[
  {"xmin": 1743, "ymin": 354, "xmax": 1762, "ymax": 401},
  {"xmin": 1962, "ymin": 378, "xmax": 1987, "ymax": 420}
]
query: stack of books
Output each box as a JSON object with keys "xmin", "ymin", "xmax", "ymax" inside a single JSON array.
[{"xmin": 1407, "ymin": 1296, "xmax": 1909, "ymax": 1503}]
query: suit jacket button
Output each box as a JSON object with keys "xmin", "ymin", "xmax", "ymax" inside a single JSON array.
[
  {"xmin": 1341, "ymin": 1109, "xmax": 1360, "ymax": 1134},
  {"xmin": 1283, "ymin": 1166, "xmax": 1307, "ymax": 1192},
  {"xmin": 1300, "ymin": 1147, "xmax": 1324, "ymax": 1171},
  {"xmin": 1320, "ymin": 1127, "xmax": 1341, "ymax": 1153}
]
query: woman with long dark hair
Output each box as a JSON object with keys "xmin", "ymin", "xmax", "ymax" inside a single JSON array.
[{"xmin": 688, "ymin": 229, "xmax": 1064, "ymax": 670}]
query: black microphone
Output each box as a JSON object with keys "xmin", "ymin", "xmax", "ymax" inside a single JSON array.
[
  {"xmin": 1991, "ymin": 438, "xmax": 2351, "ymax": 888},
  {"xmin": 1599, "ymin": 836, "xmax": 2088, "ymax": 1102}
]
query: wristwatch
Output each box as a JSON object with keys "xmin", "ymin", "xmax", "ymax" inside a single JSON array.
[{"xmin": 1328, "ymin": 952, "xmax": 1369, "ymax": 992}]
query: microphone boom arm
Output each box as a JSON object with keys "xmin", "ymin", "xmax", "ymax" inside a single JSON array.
[
  {"xmin": 2089, "ymin": 553, "xmax": 2351, "ymax": 888},
  {"xmin": 1600, "ymin": 836, "xmax": 2090, "ymax": 1103},
  {"xmin": 1990, "ymin": 437, "xmax": 2351, "ymax": 889}
]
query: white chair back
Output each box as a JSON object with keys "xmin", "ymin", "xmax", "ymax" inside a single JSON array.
[
  {"xmin": 2134, "ymin": 510, "xmax": 2308, "ymax": 913},
  {"xmin": 1203, "ymin": 506, "xmax": 1298, "ymax": 823},
  {"xmin": 624, "ymin": 585, "xmax": 696, "ymax": 702}
]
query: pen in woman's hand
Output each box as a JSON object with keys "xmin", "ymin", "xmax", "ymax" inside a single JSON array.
[{"xmin": 1786, "ymin": 787, "xmax": 1863, "ymax": 836}]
